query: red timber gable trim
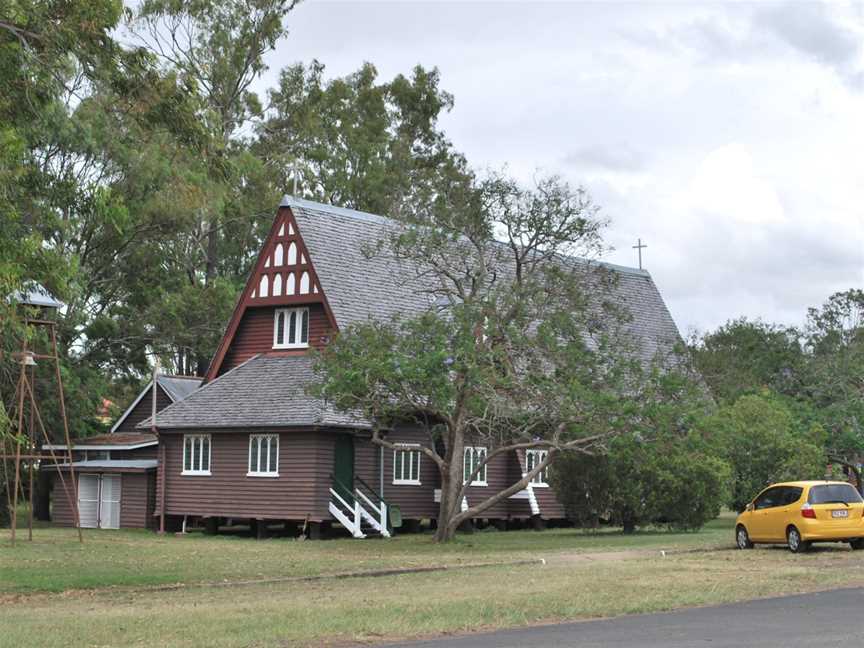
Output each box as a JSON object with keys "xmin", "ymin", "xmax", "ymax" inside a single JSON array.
[{"xmin": 204, "ymin": 206, "xmax": 339, "ymax": 382}]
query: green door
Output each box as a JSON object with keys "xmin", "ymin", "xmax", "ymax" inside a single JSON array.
[{"xmin": 333, "ymin": 434, "xmax": 355, "ymax": 503}]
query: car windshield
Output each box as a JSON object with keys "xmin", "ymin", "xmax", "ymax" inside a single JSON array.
[{"xmin": 808, "ymin": 484, "xmax": 863, "ymax": 505}]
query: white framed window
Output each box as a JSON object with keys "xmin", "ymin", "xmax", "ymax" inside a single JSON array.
[
  {"xmin": 248, "ymin": 434, "xmax": 279, "ymax": 477},
  {"xmin": 393, "ymin": 444, "xmax": 421, "ymax": 485},
  {"xmin": 182, "ymin": 434, "xmax": 211, "ymax": 475},
  {"xmin": 273, "ymin": 307, "xmax": 309, "ymax": 349},
  {"xmin": 526, "ymin": 449, "xmax": 549, "ymax": 486},
  {"xmin": 463, "ymin": 446, "xmax": 488, "ymax": 486}
]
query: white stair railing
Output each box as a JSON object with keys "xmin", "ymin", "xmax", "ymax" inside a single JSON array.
[
  {"xmin": 520, "ymin": 473, "xmax": 540, "ymax": 516},
  {"xmin": 328, "ymin": 487, "xmax": 365, "ymax": 538},
  {"xmin": 355, "ymin": 488, "xmax": 391, "ymax": 538},
  {"xmin": 328, "ymin": 478, "xmax": 392, "ymax": 539}
]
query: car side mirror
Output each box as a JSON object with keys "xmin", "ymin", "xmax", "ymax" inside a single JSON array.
[{"xmin": 746, "ymin": 503, "xmax": 754, "ymax": 512}]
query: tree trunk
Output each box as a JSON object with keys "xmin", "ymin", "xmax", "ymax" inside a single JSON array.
[{"xmin": 433, "ymin": 434, "xmax": 465, "ymax": 543}]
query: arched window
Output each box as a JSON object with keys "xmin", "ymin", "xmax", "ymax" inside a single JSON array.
[
  {"xmin": 300, "ymin": 309, "xmax": 309, "ymax": 344},
  {"xmin": 286, "ymin": 272, "xmax": 296, "ymax": 295},
  {"xmin": 274, "ymin": 243, "xmax": 284, "ymax": 266},
  {"xmin": 287, "ymin": 242, "xmax": 297, "ymax": 265},
  {"xmin": 288, "ymin": 309, "xmax": 297, "ymax": 342},
  {"xmin": 259, "ymin": 275, "xmax": 269, "ymax": 298},
  {"xmin": 273, "ymin": 307, "xmax": 309, "ymax": 349},
  {"xmin": 278, "ymin": 223, "xmax": 285, "ymax": 237},
  {"xmin": 299, "ymin": 272, "xmax": 310, "ymax": 294},
  {"xmin": 274, "ymin": 310, "xmax": 285, "ymax": 346},
  {"xmin": 273, "ymin": 273, "xmax": 283, "ymax": 296}
]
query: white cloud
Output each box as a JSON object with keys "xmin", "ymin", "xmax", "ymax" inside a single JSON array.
[
  {"xmin": 262, "ymin": 1, "xmax": 864, "ymax": 333},
  {"xmin": 685, "ymin": 144, "xmax": 786, "ymax": 225}
]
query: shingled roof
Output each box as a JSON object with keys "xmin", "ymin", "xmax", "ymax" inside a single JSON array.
[
  {"xmin": 286, "ymin": 195, "xmax": 682, "ymax": 365},
  {"xmin": 151, "ymin": 197, "xmax": 683, "ymax": 430},
  {"xmin": 141, "ymin": 354, "xmax": 369, "ymax": 430},
  {"xmin": 287, "ymin": 196, "xmax": 430, "ymax": 328},
  {"xmin": 110, "ymin": 374, "xmax": 202, "ymax": 434}
]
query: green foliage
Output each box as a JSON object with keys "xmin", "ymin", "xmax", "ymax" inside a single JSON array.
[
  {"xmin": 690, "ymin": 318, "xmax": 804, "ymax": 404},
  {"xmin": 802, "ymin": 290, "xmax": 864, "ymax": 471},
  {"xmin": 706, "ymin": 392, "xmax": 826, "ymax": 512},
  {"xmin": 691, "ymin": 292, "xmax": 864, "ymax": 502},
  {"xmin": 553, "ymin": 369, "xmax": 728, "ymax": 532},
  {"xmin": 257, "ymin": 60, "xmax": 471, "ymax": 217}
]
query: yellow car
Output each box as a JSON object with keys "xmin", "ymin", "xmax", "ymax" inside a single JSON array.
[{"xmin": 735, "ymin": 481, "xmax": 864, "ymax": 553}]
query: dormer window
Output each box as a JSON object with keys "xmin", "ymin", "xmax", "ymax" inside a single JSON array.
[{"xmin": 273, "ymin": 307, "xmax": 309, "ymax": 349}]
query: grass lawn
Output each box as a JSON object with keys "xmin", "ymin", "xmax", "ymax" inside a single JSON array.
[
  {"xmin": 0, "ymin": 515, "xmax": 734, "ymax": 593},
  {"xmin": 7, "ymin": 515, "xmax": 864, "ymax": 647}
]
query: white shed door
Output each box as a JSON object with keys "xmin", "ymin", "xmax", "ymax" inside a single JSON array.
[
  {"xmin": 77, "ymin": 474, "xmax": 100, "ymax": 528},
  {"xmin": 99, "ymin": 475, "xmax": 121, "ymax": 529}
]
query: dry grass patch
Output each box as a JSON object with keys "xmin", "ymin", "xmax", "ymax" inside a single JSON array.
[{"xmin": 4, "ymin": 543, "xmax": 864, "ymax": 648}]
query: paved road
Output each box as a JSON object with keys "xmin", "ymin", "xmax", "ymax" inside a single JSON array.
[{"xmin": 385, "ymin": 587, "xmax": 864, "ymax": 647}]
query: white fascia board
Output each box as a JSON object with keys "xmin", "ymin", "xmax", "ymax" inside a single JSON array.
[
  {"xmin": 110, "ymin": 381, "xmax": 173, "ymax": 434},
  {"xmin": 42, "ymin": 440, "xmax": 158, "ymax": 451}
]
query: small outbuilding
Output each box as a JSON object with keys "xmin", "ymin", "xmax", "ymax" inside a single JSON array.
[{"xmin": 42, "ymin": 375, "xmax": 201, "ymax": 529}]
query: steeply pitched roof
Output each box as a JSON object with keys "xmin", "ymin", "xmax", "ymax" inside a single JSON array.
[
  {"xmin": 285, "ymin": 196, "xmax": 430, "ymax": 329},
  {"xmin": 285, "ymin": 195, "xmax": 682, "ymax": 365},
  {"xmin": 110, "ymin": 375, "xmax": 202, "ymax": 433},
  {"xmin": 170, "ymin": 197, "xmax": 683, "ymax": 431},
  {"xmin": 141, "ymin": 355, "xmax": 368, "ymax": 430}
]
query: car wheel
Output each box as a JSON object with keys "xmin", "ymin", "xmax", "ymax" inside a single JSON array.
[
  {"xmin": 850, "ymin": 539, "xmax": 864, "ymax": 551},
  {"xmin": 787, "ymin": 526, "xmax": 810, "ymax": 553},
  {"xmin": 736, "ymin": 525, "xmax": 753, "ymax": 549}
]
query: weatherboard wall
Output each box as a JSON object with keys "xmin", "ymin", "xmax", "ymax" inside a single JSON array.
[
  {"xmin": 352, "ymin": 428, "xmax": 442, "ymax": 520},
  {"xmin": 50, "ymin": 471, "xmax": 155, "ymax": 529},
  {"xmin": 114, "ymin": 385, "xmax": 173, "ymax": 434},
  {"xmin": 156, "ymin": 429, "xmax": 339, "ymax": 522},
  {"xmin": 218, "ymin": 304, "xmax": 333, "ymax": 376}
]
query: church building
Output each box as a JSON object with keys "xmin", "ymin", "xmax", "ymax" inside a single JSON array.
[{"xmin": 46, "ymin": 196, "xmax": 683, "ymax": 537}]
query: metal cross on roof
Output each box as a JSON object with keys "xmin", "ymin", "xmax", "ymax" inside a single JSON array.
[{"xmin": 632, "ymin": 238, "xmax": 647, "ymax": 270}]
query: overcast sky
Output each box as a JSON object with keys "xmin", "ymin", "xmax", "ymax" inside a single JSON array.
[{"xmin": 258, "ymin": 0, "xmax": 864, "ymax": 336}]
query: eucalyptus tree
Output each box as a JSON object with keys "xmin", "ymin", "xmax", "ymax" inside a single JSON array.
[
  {"xmin": 257, "ymin": 60, "xmax": 471, "ymax": 218},
  {"xmin": 803, "ymin": 289, "xmax": 864, "ymax": 488},
  {"xmin": 315, "ymin": 174, "xmax": 657, "ymax": 542},
  {"xmin": 127, "ymin": 0, "xmax": 300, "ymax": 373}
]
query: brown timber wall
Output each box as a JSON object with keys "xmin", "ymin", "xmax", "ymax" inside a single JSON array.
[
  {"xmin": 115, "ymin": 385, "xmax": 173, "ymax": 434},
  {"xmin": 120, "ymin": 473, "xmax": 157, "ymax": 529},
  {"xmin": 510, "ymin": 449, "xmax": 566, "ymax": 519},
  {"xmin": 463, "ymin": 449, "xmax": 510, "ymax": 519},
  {"xmin": 219, "ymin": 304, "xmax": 333, "ymax": 376},
  {"xmin": 369, "ymin": 428, "xmax": 440, "ymax": 520},
  {"xmin": 49, "ymin": 471, "xmax": 156, "ymax": 529},
  {"xmin": 49, "ymin": 472, "xmax": 77, "ymax": 526},
  {"xmin": 157, "ymin": 429, "xmax": 337, "ymax": 522},
  {"xmin": 355, "ymin": 430, "xmax": 567, "ymax": 522}
]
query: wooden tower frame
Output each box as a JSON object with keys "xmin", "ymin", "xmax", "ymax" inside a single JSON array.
[{"xmin": 2, "ymin": 297, "xmax": 82, "ymax": 545}]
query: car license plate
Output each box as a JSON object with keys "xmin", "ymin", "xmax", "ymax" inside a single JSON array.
[{"xmin": 832, "ymin": 510, "xmax": 849, "ymax": 518}]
